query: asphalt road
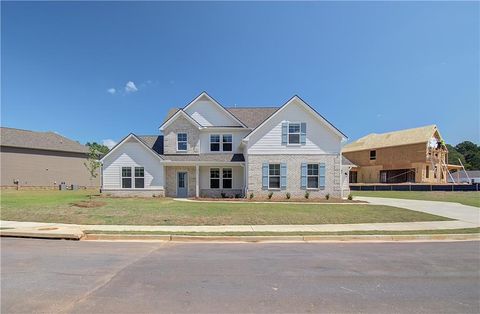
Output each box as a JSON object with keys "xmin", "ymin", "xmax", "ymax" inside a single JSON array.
[{"xmin": 1, "ymin": 239, "xmax": 479, "ymax": 314}]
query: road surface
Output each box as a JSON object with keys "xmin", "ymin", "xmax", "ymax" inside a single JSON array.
[{"xmin": 1, "ymin": 238, "xmax": 479, "ymax": 313}]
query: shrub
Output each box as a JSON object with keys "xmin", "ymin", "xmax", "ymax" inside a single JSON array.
[
  {"xmin": 304, "ymin": 191, "xmax": 310, "ymax": 199},
  {"xmin": 249, "ymin": 193, "xmax": 254, "ymax": 200},
  {"xmin": 347, "ymin": 194, "xmax": 353, "ymax": 201},
  {"xmin": 268, "ymin": 191, "xmax": 273, "ymax": 199},
  {"xmin": 221, "ymin": 192, "xmax": 227, "ymax": 198},
  {"xmin": 286, "ymin": 192, "xmax": 291, "ymax": 199},
  {"xmin": 235, "ymin": 194, "xmax": 241, "ymax": 199},
  {"xmin": 325, "ymin": 193, "xmax": 330, "ymax": 200}
]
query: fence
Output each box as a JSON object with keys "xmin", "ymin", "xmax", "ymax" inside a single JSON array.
[{"xmin": 350, "ymin": 183, "xmax": 479, "ymax": 192}]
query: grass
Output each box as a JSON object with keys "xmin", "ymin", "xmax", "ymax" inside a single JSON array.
[
  {"xmin": 84, "ymin": 228, "xmax": 480, "ymax": 236},
  {"xmin": 352, "ymin": 191, "xmax": 480, "ymax": 207},
  {"xmin": 0, "ymin": 189, "xmax": 451, "ymax": 226}
]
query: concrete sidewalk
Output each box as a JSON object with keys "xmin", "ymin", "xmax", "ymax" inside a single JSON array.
[{"xmin": 1, "ymin": 197, "xmax": 479, "ymax": 233}]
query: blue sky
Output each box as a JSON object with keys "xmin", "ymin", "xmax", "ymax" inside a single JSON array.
[{"xmin": 2, "ymin": 1, "xmax": 479, "ymax": 147}]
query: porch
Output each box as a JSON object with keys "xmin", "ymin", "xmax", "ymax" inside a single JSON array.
[{"xmin": 164, "ymin": 163, "xmax": 245, "ymax": 198}]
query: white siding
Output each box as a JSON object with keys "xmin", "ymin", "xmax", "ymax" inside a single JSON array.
[
  {"xmin": 102, "ymin": 139, "xmax": 164, "ymax": 189},
  {"xmin": 199, "ymin": 166, "xmax": 244, "ymax": 189},
  {"xmin": 247, "ymin": 99, "xmax": 342, "ymax": 155},
  {"xmin": 184, "ymin": 99, "xmax": 242, "ymax": 127},
  {"xmin": 199, "ymin": 129, "xmax": 250, "ymax": 153}
]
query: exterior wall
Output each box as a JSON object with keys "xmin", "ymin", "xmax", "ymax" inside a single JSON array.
[
  {"xmin": 199, "ymin": 129, "xmax": 250, "ymax": 154},
  {"xmin": 102, "ymin": 140, "xmax": 164, "ymax": 190},
  {"xmin": 247, "ymin": 99, "xmax": 342, "ymax": 155},
  {"xmin": 184, "ymin": 99, "xmax": 242, "ymax": 127},
  {"xmin": 247, "ymin": 154, "xmax": 342, "ymax": 199},
  {"xmin": 164, "ymin": 166, "xmax": 196, "ymax": 197},
  {"xmin": 101, "ymin": 189, "xmax": 165, "ymax": 197},
  {"xmin": 344, "ymin": 143, "xmax": 449, "ymax": 184},
  {"xmin": 163, "ymin": 115, "xmax": 200, "ymax": 154},
  {"xmin": 0, "ymin": 146, "xmax": 99, "ymax": 187}
]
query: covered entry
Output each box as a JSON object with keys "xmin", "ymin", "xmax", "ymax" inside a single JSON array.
[{"xmin": 380, "ymin": 169, "xmax": 415, "ymax": 183}]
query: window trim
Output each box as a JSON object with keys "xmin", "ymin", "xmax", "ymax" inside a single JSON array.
[
  {"xmin": 210, "ymin": 134, "xmax": 221, "ymax": 152},
  {"xmin": 210, "ymin": 168, "xmax": 221, "ymax": 189},
  {"xmin": 222, "ymin": 168, "xmax": 233, "ymax": 189},
  {"xmin": 121, "ymin": 167, "xmax": 132, "ymax": 189},
  {"xmin": 268, "ymin": 163, "xmax": 281, "ymax": 190},
  {"xmin": 177, "ymin": 133, "xmax": 188, "ymax": 152},
  {"xmin": 134, "ymin": 166, "xmax": 145, "ymax": 189},
  {"xmin": 222, "ymin": 134, "xmax": 233, "ymax": 152},
  {"xmin": 306, "ymin": 163, "xmax": 319, "ymax": 190},
  {"xmin": 287, "ymin": 122, "xmax": 301, "ymax": 145}
]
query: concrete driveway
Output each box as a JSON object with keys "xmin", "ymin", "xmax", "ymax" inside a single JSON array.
[{"xmin": 1, "ymin": 238, "xmax": 479, "ymax": 313}]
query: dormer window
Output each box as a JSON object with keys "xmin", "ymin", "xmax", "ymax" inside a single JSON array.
[
  {"xmin": 288, "ymin": 123, "xmax": 301, "ymax": 144},
  {"xmin": 177, "ymin": 133, "xmax": 187, "ymax": 151}
]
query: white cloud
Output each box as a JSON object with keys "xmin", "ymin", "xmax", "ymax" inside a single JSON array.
[
  {"xmin": 125, "ymin": 81, "xmax": 138, "ymax": 93},
  {"xmin": 102, "ymin": 139, "xmax": 117, "ymax": 149},
  {"xmin": 107, "ymin": 88, "xmax": 116, "ymax": 94}
]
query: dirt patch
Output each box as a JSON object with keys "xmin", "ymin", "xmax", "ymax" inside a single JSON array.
[{"xmin": 71, "ymin": 201, "xmax": 107, "ymax": 208}]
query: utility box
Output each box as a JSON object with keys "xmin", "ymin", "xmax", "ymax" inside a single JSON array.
[
  {"xmin": 71, "ymin": 184, "xmax": 78, "ymax": 190},
  {"xmin": 59, "ymin": 183, "xmax": 67, "ymax": 191}
]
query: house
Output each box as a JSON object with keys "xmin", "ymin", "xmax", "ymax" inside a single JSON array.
[
  {"xmin": 100, "ymin": 92, "xmax": 349, "ymax": 198},
  {"xmin": 448, "ymin": 170, "xmax": 480, "ymax": 184},
  {"xmin": 0, "ymin": 127, "xmax": 99, "ymax": 188},
  {"xmin": 342, "ymin": 125, "xmax": 462, "ymax": 184}
]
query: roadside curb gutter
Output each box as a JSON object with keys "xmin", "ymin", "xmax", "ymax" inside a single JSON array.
[
  {"xmin": 84, "ymin": 233, "xmax": 480, "ymax": 243},
  {"xmin": 0, "ymin": 226, "xmax": 84, "ymax": 240}
]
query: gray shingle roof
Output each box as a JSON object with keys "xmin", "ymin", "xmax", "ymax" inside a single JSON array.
[
  {"xmin": 226, "ymin": 107, "xmax": 278, "ymax": 129},
  {"xmin": 0, "ymin": 127, "xmax": 88, "ymax": 154}
]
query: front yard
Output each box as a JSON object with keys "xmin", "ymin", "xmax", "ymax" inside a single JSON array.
[
  {"xmin": 0, "ymin": 190, "xmax": 451, "ymax": 226},
  {"xmin": 352, "ymin": 191, "xmax": 480, "ymax": 207}
]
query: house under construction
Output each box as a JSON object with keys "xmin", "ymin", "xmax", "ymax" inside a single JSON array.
[{"xmin": 342, "ymin": 125, "xmax": 462, "ymax": 184}]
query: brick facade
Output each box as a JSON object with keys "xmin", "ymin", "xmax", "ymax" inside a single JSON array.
[
  {"xmin": 164, "ymin": 166, "xmax": 197, "ymax": 197},
  {"xmin": 247, "ymin": 154, "xmax": 343, "ymax": 199},
  {"xmin": 163, "ymin": 115, "xmax": 200, "ymax": 154}
]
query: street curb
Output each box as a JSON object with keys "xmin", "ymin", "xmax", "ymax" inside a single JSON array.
[
  {"xmin": 83, "ymin": 233, "xmax": 480, "ymax": 243},
  {"xmin": 0, "ymin": 228, "xmax": 84, "ymax": 240}
]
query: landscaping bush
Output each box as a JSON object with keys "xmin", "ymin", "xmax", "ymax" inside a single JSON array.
[
  {"xmin": 221, "ymin": 192, "xmax": 227, "ymax": 198},
  {"xmin": 304, "ymin": 191, "xmax": 310, "ymax": 199},
  {"xmin": 348, "ymin": 194, "xmax": 353, "ymax": 200},
  {"xmin": 286, "ymin": 192, "xmax": 291, "ymax": 199},
  {"xmin": 268, "ymin": 191, "xmax": 273, "ymax": 199},
  {"xmin": 249, "ymin": 193, "xmax": 254, "ymax": 200},
  {"xmin": 325, "ymin": 193, "xmax": 330, "ymax": 200}
]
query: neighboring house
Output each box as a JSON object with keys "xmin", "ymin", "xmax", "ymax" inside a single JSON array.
[
  {"xmin": 0, "ymin": 127, "xmax": 99, "ymax": 188},
  {"xmin": 343, "ymin": 125, "xmax": 461, "ymax": 184},
  {"xmin": 448, "ymin": 170, "xmax": 480, "ymax": 184},
  {"xmin": 101, "ymin": 92, "xmax": 349, "ymax": 198}
]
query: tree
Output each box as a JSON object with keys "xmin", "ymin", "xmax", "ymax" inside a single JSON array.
[
  {"xmin": 455, "ymin": 141, "xmax": 480, "ymax": 170},
  {"xmin": 86, "ymin": 142, "xmax": 110, "ymax": 156},
  {"xmin": 446, "ymin": 144, "xmax": 467, "ymax": 166},
  {"xmin": 84, "ymin": 145, "xmax": 102, "ymax": 198}
]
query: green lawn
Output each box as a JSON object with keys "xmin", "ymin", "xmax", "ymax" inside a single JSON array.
[
  {"xmin": 352, "ymin": 191, "xmax": 480, "ymax": 207},
  {"xmin": 0, "ymin": 190, "xmax": 451, "ymax": 226}
]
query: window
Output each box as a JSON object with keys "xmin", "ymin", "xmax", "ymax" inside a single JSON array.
[
  {"xmin": 121, "ymin": 167, "xmax": 132, "ymax": 188},
  {"xmin": 210, "ymin": 135, "xmax": 220, "ymax": 152},
  {"xmin": 307, "ymin": 164, "xmax": 319, "ymax": 189},
  {"xmin": 177, "ymin": 133, "xmax": 187, "ymax": 151},
  {"xmin": 268, "ymin": 164, "xmax": 281, "ymax": 189},
  {"xmin": 288, "ymin": 123, "xmax": 301, "ymax": 144},
  {"xmin": 210, "ymin": 168, "xmax": 220, "ymax": 189},
  {"xmin": 222, "ymin": 134, "xmax": 232, "ymax": 152},
  {"xmin": 134, "ymin": 167, "xmax": 144, "ymax": 188},
  {"xmin": 222, "ymin": 168, "xmax": 232, "ymax": 189},
  {"xmin": 370, "ymin": 150, "xmax": 376, "ymax": 160},
  {"xmin": 426, "ymin": 166, "xmax": 430, "ymax": 178}
]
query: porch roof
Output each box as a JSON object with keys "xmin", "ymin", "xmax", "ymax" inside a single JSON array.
[{"xmin": 162, "ymin": 153, "xmax": 245, "ymax": 162}]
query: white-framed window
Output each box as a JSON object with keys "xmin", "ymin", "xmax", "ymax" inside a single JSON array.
[
  {"xmin": 268, "ymin": 164, "xmax": 281, "ymax": 189},
  {"xmin": 121, "ymin": 167, "xmax": 132, "ymax": 188},
  {"xmin": 177, "ymin": 133, "xmax": 187, "ymax": 151},
  {"xmin": 222, "ymin": 168, "xmax": 232, "ymax": 189},
  {"xmin": 222, "ymin": 134, "xmax": 233, "ymax": 152},
  {"xmin": 307, "ymin": 164, "xmax": 319, "ymax": 189},
  {"xmin": 134, "ymin": 167, "xmax": 144, "ymax": 189},
  {"xmin": 288, "ymin": 123, "xmax": 301, "ymax": 144},
  {"xmin": 210, "ymin": 168, "xmax": 220, "ymax": 188},
  {"xmin": 210, "ymin": 134, "xmax": 220, "ymax": 152}
]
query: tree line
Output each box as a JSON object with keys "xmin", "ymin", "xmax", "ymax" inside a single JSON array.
[{"xmin": 447, "ymin": 141, "xmax": 480, "ymax": 170}]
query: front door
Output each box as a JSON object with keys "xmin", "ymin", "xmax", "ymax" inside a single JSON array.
[{"xmin": 177, "ymin": 172, "xmax": 188, "ymax": 198}]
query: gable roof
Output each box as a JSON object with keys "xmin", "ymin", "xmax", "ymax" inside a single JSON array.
[
  {"xmin": 158, "ymin": 109, "xmax": 203, "ymax": 131},
  {"xmin": 0, "ymin": 127, "xmax": 88, "ymax": 154},
  {"xmin": 226, "ymin": 107, "xmax": 278, "ymax": 129},
  {"xmin": 243, "ymin": 95, "xmax": 347, "ymax": 141},
  {"xmin": 342, "ymin": 125, "xmax": 439, "ymax": 153},
  {"xmin": 100, "ymin": 133, "xmax": 164, "ymax": 162}
]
